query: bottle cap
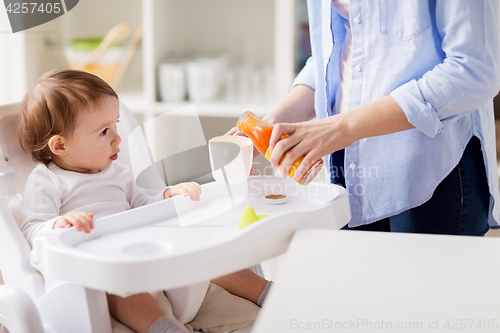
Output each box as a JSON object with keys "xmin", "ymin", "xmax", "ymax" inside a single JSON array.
[{"xmin": 264, "ymin": 194, "xmax": 287, "ymax": 205}]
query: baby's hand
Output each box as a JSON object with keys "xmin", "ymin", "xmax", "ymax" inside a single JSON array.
[
  {"xmin": 164, "ymin": 182, "xmax": 201, "ymax": 201},
  {"xmin": 53, "ymin": 211, "xmax": 94, "ymax": 233}
]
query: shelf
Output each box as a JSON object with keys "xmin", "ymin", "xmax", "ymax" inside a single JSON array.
[
  {"xmin": 119, "ymin": 92, "xmax": 275, "ymax": 118},
  {"xmin": 118, "ymin": 91, "xmax": 147, "ymax": 112},
  {"xmin": 152, "ymin": 101, "xmax": 274, "ymax": 118}
]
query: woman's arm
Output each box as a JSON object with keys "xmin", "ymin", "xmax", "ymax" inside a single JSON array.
[
  {"xmin": 263, "ymin": 84, "xmax": 316, "ymax": 125},
  {"xmin": 264, "ymin": 55, "xmax": 317, "ymax": 125},
  {"xmin": 391, "ymin": 0, "xmax": 500, "ymax": 138},
  {"xmin": 226, "ymin": 84, "xmax": 316, "ymax": 158},
  {"xmin": 268, "ymin": 96, "xmax": 414, "ymax": 179},
  {"xmin": 226, "ymin": 84, "xmax": 316, "ymax": 136}
]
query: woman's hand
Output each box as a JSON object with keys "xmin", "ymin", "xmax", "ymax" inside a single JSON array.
[
  {"xmin": 164, "ymin": 182, "xmax": 202, "ymax": 201},
  {"xmin": 53, "ymin": 211, "xmax": 94, "ymax": 233},
  {"xmin": 268, "ymin": 113, "xmax": 354, "ymax": 180},
  {"xmin": 225, "ymin": 85, "xmax": 317, "ymax": 162}
]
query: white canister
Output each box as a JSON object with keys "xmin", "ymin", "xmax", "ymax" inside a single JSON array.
[
  {"xmin": 186, "ymin": 55, "xmax": 227, "ymax": 102},
  {"xmin": 159, "ymin": 61, "xmax": 186, "ymax": 102}
]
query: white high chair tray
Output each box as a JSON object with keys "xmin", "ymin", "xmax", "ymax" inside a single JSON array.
[{"xmin": 32, "ymin": 177, "xmax": 350, "ymax": 296}]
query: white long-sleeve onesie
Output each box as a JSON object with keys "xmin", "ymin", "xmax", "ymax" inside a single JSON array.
[{"xmin": 21, "ymin": 161, "xmax": 165, "ymax": 247}]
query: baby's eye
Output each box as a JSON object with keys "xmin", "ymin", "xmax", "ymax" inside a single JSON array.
[{"xmin": 100, "ymin": 128, "xmax": 109, "ymax": 136}]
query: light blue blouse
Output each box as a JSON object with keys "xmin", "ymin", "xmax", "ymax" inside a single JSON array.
[{"xmin": 293, "ymin": 0, "xmax": 500, "ymax": 227}]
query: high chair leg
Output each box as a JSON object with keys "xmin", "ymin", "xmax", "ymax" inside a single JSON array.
[
  {"xmin": 38, "ymin": 279, "xmax": 112, "ymax": 333},
  {"xmin": 0, "ymin": 285, "xmax": 44, "ymax": 333}
]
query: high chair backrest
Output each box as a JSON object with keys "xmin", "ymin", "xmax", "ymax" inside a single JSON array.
[
  {"xmin": 0, "ymin": 103, "xmax": 39, "ymax": 216},
  {"xmin": 115, "ymin": 101, "xmax": 166, "ymax": 190},
  {"xmin": 0, "ymin": 100, "xmax": 167, "ymax": 306},
  {"xmin": 0, "ymin": 102, "xmax": 44, "ymax": 303}
]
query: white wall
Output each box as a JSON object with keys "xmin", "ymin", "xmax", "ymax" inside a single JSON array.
[{"xmin": 0, "ymin": 9, "xmax": 28, "ymax": 104}]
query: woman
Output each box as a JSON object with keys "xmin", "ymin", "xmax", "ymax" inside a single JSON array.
[{"xmin": 232, "ymin": 0, "xmax": 500, "ymax": 235}]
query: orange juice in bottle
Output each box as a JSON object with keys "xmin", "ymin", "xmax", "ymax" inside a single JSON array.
[{"xmin": 237, "ymin": 111, "xmax": 323, "ymax": 185}]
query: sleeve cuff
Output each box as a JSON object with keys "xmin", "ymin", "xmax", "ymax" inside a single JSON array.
[
  {"xmin": 391, "ymin": 79, "xmax": 444, "ymax": 137},
  {"xmin": 156, "ymin": 187, "xmax": 170, "ymax": 202},
  {"xmin": 44, "ymin": 216, "xmax": 60, "ymax": 232},
  {"xmin": 291, "ymin": 57, "xmax": 315, "ymax": 91}
]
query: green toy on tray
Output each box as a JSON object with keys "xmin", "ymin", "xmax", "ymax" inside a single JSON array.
[{"xmin": 238, "ymin": 206, "xmax": 269, "ymax": 230}]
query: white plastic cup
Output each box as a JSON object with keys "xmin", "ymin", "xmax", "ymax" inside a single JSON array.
[{"xmin": 209, "ymin": 136, "xmax": 253, "ymax": 184}]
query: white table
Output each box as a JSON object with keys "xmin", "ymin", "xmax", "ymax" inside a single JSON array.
[{"xmin": 254, "ymin": 229, "xmax": 500, "ymax": 333}]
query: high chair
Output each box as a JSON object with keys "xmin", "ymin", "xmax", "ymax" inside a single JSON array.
[{"xmin": 0, "ymin": 101, "xmax": 351, "ymax": 333}]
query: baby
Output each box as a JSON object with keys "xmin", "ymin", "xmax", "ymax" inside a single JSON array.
[{"xmin": 18, "ymin": 70, "xmax": 271, "ymax": 333}]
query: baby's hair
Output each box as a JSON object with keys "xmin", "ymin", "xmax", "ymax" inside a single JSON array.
[{"xmin": 18, "ymin": 69, "xmax": 118, "ymax": 164}]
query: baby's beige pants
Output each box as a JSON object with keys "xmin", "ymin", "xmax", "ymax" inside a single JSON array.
[{"xmin": 111, "ymin": 283, "xmax": 260, "ymax": 333}]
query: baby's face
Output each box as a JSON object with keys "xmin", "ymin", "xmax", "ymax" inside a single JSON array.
[{"xmin": 61, "ymin": 96, "xmax": 121, "ymax": 173}]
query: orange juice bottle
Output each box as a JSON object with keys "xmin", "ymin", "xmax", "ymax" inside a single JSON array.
[{"xmin": 237, "ymin": 111, "xmax": 323, "ymax": 185}]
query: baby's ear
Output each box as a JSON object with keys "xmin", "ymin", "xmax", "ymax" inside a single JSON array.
[{"xmin": 48, "ymin": 135, "xmax": 67, "ymax": 155}]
